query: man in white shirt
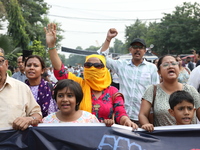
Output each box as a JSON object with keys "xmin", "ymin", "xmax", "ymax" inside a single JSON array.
[
  {"xmin": 188, "ymin": 65, "xmax": 200, "ymax": 92},
  {"xmin": 98, "ymin": 29, "xmax": 159, "ymax": 124}
]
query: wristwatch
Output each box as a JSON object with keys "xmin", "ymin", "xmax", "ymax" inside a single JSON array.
[{"xmin": 31, "ymin": 116, "xmax": 36, "ymax": 120}]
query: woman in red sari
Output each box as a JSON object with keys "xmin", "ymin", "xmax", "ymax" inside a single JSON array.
[{"xmin": 44, "ymin": 23, "xmax": 138, "ymax": 129}]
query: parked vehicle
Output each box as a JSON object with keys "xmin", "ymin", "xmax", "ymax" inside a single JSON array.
[{"xmin": 118, "ymin": 53, "xmax": 158, "ymax": 63}]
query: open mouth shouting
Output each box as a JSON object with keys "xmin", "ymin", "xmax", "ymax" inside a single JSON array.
[{"xmin": 134, "ymin": 51, "xmax": 140, "ymax": 57}]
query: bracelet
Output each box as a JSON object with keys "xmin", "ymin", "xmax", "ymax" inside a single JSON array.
[
  {"xmin": 47, "ymin": 46, "xmax": 56, "ymax": 50},
  {"xmin": 106, "ymin": 38, "xmax": 111, "ymax": 42}
]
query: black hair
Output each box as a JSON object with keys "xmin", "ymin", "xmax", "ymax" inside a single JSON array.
[
  {"xmin": 41, "ymin": 72, "xmax": 49, "ymax": 78},
  {"xmin": 24, "ymin": 55, "xmax": 46, "ymax": 69},
  {"xmin": 169, "ymin": 90, "xmax": 194, "ymax": 110},
  {"xmin": 157, "ymin": 54, "xmax": 175, "ymax": 71},
  {"xmin": 153, "ymin": 58, "xmax": 158, "ymax": 64},
  {"xmin": 53, "ymin": 79, "xmax": 83, "ymax": 111}
]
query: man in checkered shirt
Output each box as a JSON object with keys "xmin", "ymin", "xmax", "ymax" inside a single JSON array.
[{"xmin": 98, "ymin": 28, "xmax": 159, "ymax": 125}]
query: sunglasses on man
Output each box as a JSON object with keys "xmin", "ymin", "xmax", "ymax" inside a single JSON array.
[
  {"xmin": 84, "ymin": 62, "xmax": 104, "ymax": 69},
  {"xmin": 131, "ymin": 45, "xmax": 144, "ymax": 49}
]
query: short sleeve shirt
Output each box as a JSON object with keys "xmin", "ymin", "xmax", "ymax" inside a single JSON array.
[
  {"xmin": 42, "ymin": 111, "xmax": 100, "ymax": 123},
  {"xmin": 142, "ymin": 84, "xmax": 200, "ymax": 126}
]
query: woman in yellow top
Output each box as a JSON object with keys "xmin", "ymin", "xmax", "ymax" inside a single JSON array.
[{"xmin": 44, "ymin": 23, "xmax": 138, "ymax": 129}]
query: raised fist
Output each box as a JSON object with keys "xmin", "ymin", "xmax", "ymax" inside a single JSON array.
[{"xmin": 107, "ymin": 28, "xmax": 118, "ymax": 41}]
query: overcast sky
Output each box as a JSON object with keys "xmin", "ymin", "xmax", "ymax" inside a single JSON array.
[
  {"xmin": 1, "ymin": 0, "xmax": 198, "ymax": 57},
  {"xmin": 45, "ymin": 0, "xmax": 197, "ymax": 57}
]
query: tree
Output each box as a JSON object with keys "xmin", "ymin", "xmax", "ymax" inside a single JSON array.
[
  {"xmin": 1, "ymin": 0, "xmax": 64, "ymax": 49},
  {"xmin": 64, "ymin": 45, "xmax": 100, "ymax": 66},
  {"xmin": 152, "ymin": 2, "xmax": 200, "ymax": 55},
  {"xmin": 0, "ymin": 1, "xmax": 6, "ymax": 21},
  {"xmin": 65, "ymin": 54, "xmax": 85, "ymax": 66},
  {"xmin": 85, "ymin": 45, "xmax": 100, "ymax": 51},
  {"xmin": 64, "ymin": 46, "xmax": 84, "ymax": 66},
  {"xmin": 124, "ymin": 19, "xmax": 148, "ymax": 50},
  {"xmin": 145, "ymin": 22, "xmax": 162, "ymax": 55},
  {"xmin": 4, "ymin": 0, "xmax": 29, "ymax": 49},
  {"xmin": 113, "ymin": 39, "xmax": 125, "ymax": 54},
  {"xmin": 17, "ymin": 0, "xmax": 49, "ymax": 42},
  {"xmin": 58, "ymin": 53, "xmax": 67, "ymax": 66},
  {"xmin": 0, "ymin": 34, "xmax": 18, "ymax": 67},
  {"xmin": 0, "ymin": 34, "xmax": 14, "ymax": 53},
  {"xmin": 28, "ymin": 40, "xmax": 46, "ymax": 58}
]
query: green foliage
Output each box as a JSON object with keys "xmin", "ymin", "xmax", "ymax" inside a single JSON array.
[
  {"xmin": 0, "ymin": 34, "xmax": 21, "ymax": 67},
  {"xmin": 17, "ymin": 0, "xmax": 49, "ymax": 42},
  {"xmin": 58, "ymin": 53, "xmax": 67, "ymax": 66},
  {"xmin": 76, "ymin": 46, "xmax": 83, "ymax": 50},
  {"xmin": 6, "ymin": 0, "xmax": 29, "ymax": 49},
  {"xmin": 6, "ymin": 53, "xmax": 18, "ymax": 67},
  {"xmin": 0, "ymin": 1, "xmax": 6, "ymax": 21},
  {"xmin": 118, "ymin": 2, "xmax": 200, "ymax": 56},
  {"xmin": 0, "ymin": 34, "xmax": 14, "ymax": 53},
  {"xmin": 63, "ymin": 45, "xmax": 101, "ymax": 66},
  {"xmin": 65, "ymin": 54, "xmax": 85, "ymax": 66},
  {"xmin": 113, "ymin": 39, "xmax": 126, "ymax": 54},
  {"xmin": 0, "ymin": 0, "xmax": 64, "ymax": 67},
  {"xmin": 28, "ymin": 40, "xmax": 52, "ymax": 66},
  {"xmin": 0, "ymin": 34, "xmax": 24, "ymax": 67},
  {"xmin": 1, "ymin": 0, "xmax": 64, "ymax": 55},
  {"xmin": 146, "ymin": 2, "xmax": 200, "ymax": 55},
  {"xmin": 85, "ymin": 45, "xmax": 100, "ymax": 51},
  {"xmin": 124, "ymin": 19, "xmax": 148, "ymax": 49},
  {"xmin": 28, "ymin": 40, "xmax": 46, "ymax": 58}
]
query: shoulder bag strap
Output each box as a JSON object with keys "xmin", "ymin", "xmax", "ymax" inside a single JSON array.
[
  {"xmin": 184, "ymin": 67, "xmax": 190, "ymax": 74},
  {"xmin": 152, "ymin": 85, "xmax": 157, "ymax": 108}
]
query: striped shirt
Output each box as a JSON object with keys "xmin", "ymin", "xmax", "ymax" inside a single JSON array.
[{"xmin": 105, "ymin": 57, "xmax": 159, "ymax": 121}]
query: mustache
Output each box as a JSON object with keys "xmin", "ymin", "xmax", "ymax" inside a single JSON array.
[{"xmin": 134, "ymin": 51, "xmax": 140, "ymax": 55}]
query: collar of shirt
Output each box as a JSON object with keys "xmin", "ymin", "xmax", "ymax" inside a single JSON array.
[
  {"xmin": 128, "ymin": 59, "xmax": 147, "ymax": 66},
  {"xmin": 20, "ymin": 71, "xmax": 25, "ymax": 75},
  {"xmin": 0, "ymin": 74, "xmax": 12, "ymax": 91}
]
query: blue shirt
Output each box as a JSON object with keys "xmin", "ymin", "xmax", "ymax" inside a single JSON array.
[{"xmin": 12, "ymin": 71, "xmax": 27, "ymax": 83}]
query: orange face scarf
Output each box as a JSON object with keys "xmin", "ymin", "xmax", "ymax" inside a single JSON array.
[
  {"xmin": 84, "ymin": 54, "xmax": 111, "ymax": 91},
  {"xmin": 69, "ymin": 54, "xmax": 111, "ymax": 113}
]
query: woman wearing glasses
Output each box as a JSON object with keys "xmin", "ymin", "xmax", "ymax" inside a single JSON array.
[
  {"xmin": 138, "ymin": 55, "xmax": 200, "ymax": 132},
  {"xmin": 44, "ymin": 23, "xmax": 138, "ymax": 129}
]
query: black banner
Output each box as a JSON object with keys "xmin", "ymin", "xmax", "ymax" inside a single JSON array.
[
  {"xmin": 61, "ymin": 47, "xmax": 98, "ymax": 56},
  {"xmin": 0, "ymin": 124, "xmax": 200, "ymax": 150}
]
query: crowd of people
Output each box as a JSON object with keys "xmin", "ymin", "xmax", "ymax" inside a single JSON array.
[{"xmin": 1, "ymin": 23, "xmax": 200, "ymax": 133}]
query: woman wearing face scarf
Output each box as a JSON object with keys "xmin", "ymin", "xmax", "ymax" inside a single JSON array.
[{"xmin": 44, "ymin": 23, "xmax": 138, "ymax": 129}]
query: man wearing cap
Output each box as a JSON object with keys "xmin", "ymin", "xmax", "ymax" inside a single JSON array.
[
  {"xmin": 98, "ymin": 28, "xmax": 159, "ymax": 125},
  {"xmin": 0, "ymin": 47, "xmax": 42, "ymax": 130}
]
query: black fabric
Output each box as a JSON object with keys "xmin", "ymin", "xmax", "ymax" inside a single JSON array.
[
  {"xmin": 22, "ymin": 50, "xmax": 33, "ymax": 61},
  {"xmin": 196, "ymin": 60, "xmax": 200, "ymax": 67},
  {"xmin": 47, "ymin": 82, "xmax": 54, "ymax": 93},
  {"xmin": 1, "ymin": 125, "xmax": 200, "ymax": 150},
  {"xmin": 188, "ymin": 61, "xmax": 194, "ymax": 71}
]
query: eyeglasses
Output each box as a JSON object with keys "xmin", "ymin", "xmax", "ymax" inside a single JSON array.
[
  {"xmin": 84, "ymin": 62, "xmax": 104, "ymax": 69},
  {"xmin": 0, "ymin": 59, "xmax": 5, "ymax": 66},
  {"xmin": 160, "ymin": 61, "xmax": 179, "ymax": 68},
  {"xmin": 131, "ymin": 45, "xmax": 144, "ymax": 49}
]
